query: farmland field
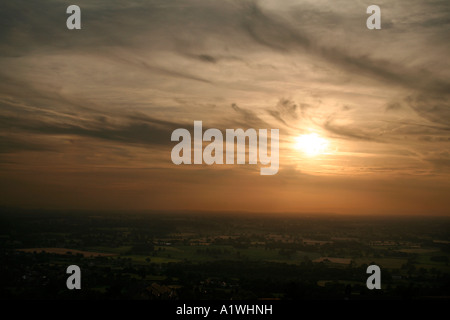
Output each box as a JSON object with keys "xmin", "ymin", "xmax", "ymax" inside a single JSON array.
[
  {"xmin": 17, "ymin": 248, "xmax": 117, "ymax": 257},
  {"xmin": 1, "ymin": 211, "xmax": 449, "ymax": 300}
]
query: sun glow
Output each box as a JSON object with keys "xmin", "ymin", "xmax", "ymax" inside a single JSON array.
[{"xmin": 294, "ymin": 133, "xmax": 329, "ymax": 156}]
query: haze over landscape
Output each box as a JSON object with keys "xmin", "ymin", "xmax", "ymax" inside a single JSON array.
[{"xmin": 0, "ymin": 0, "xmax": 449, "ymax": 215}]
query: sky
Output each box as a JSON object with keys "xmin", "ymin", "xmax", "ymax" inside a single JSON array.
[{"xmin": 0, "ymin": 0, "xmax": 449, "ymax": 215}]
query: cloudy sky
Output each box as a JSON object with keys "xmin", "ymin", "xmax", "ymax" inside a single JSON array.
[{"xmin": 0, "ymin": 0, "xmax": 449, "ymax": 215}]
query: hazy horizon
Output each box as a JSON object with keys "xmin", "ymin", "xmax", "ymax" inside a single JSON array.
[{"xmin": 2, "ymin": 206, "xmax": 450, "ymax": 219}]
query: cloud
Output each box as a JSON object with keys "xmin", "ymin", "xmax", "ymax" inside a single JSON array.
[
  {"xmin": 267, "ymin": 98, "xmax": 316, "ymax": 130},
  {"xmin": 421, "ymin": 150, "xmax": 450, "ymax": 172},
  {"xmin": 0, "ymin": 0, "xmax": 449, "ymax": 173},
  {"xmin": 0, "ymin": 134, "xmax": 55, "ymax": 154},
  {"xmin": 230, "ymin": 103, "xmax": 268, "ymax": 128},
  {"xmin": 267, "ymin": 98, "xmax": 299, "ymax": 127},
  {"xmin": 240, "ymin": 2, "xmax": 450, "ymax": 96},
  {"xmin": 323, "ymin": 116, "xmax": 383, "ymax": 142},
  {"xmin": 2, "ymin": 0, "xmax": 449, "ymax": 95},
  {"xmin": 276, "ymin": 98, "xmax": 299, "ymax": 119},
  {"xmin": 267, "ymin": 109, "xmax": 289, "ymax": 127},
  {"xmin": 385, "ymin": 102, "xmax": 402, "ymax": 112},
  {"xmin": 0, "ymin": 110, "xmax": 186, "ymax": 151},
  {"xmin": 110, "ymin": 53, "xmax": 213, "ymax": 84},
  {"xmin": 405, "ymin": 94, "xmax": 450, "ymax": 128}
]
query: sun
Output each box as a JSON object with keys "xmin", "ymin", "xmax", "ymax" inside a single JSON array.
[{"xmin": 294, "ymin": 133, "xmax": 329, "ymax": 156}]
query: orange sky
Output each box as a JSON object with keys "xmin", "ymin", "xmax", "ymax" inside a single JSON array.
[{"xmin": 0, "ymin": 0, "xmax": 449, "ymax": 215}]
